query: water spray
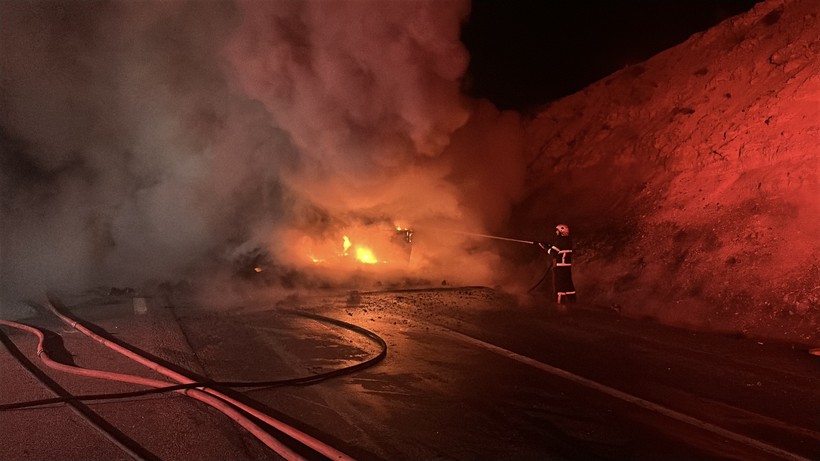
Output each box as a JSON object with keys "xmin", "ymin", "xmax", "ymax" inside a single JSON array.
[
  {"xmin": 419, "ymin": 227, "xmax": 552, "ymax": 292},
  {"xmin": 427, "ymin": 228, "xmax": 537, "ymax": 245}
]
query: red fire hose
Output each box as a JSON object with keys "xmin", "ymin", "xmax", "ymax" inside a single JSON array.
[
  {"xmin": 0, "ymin": 319, "xmax": 304, "ymax": 461},
  {"xmin": 45, "ymin": 296, "xmax": 356, "ymax": 461},
  {"xmin": 0, "ymin": 321, "xmax": 154, "ymax": 461}
]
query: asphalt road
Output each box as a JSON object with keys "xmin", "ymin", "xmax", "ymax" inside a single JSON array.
[{"xmin": 2, "ymin": 286, "xmax": 818, "ymax": 460}]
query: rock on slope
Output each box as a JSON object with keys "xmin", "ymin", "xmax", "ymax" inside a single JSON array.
[{"xmin": 520, "ymin": 0, "xmax": 818, "ymax": 345}]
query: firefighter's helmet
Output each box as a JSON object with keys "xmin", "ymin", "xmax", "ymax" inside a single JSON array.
[{"xmin": 555, "ymin": 224, "xmax": 570, "ymax": 237}]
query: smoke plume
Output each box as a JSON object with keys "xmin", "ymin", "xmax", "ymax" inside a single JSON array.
[{"xmin": 1, "ymin": 0, "xmax": 529, "ymax": 315}]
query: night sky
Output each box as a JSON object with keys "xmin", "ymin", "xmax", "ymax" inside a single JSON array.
[{"xmin": 461, "ymin": 0, "xmax": 761, "ymax": 110}]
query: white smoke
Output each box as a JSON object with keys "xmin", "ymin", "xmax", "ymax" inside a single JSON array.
[{"xmin": 0, "ymin": 0, "xmax": 530, "ymax": 315}]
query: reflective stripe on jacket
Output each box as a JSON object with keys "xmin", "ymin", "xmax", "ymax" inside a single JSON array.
[{"xmin": 547, "ymin": 235, "xmax": 573, "ymax": 266}]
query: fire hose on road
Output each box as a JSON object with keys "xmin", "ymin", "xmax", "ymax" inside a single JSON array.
[
  {"xmin": 43, "ymin": 295, "xmax": 358, "ymax": 461},
  {"xmin": 0, "ymin": 297, "xmax": 389, "ymax": 461},
  {"xmin": 0, "ymin": 321, "xmax": 157, "ymax": 461},
  {"xmin": 0, "ymin": 318, "xmax": 307, "ymax": 461}
]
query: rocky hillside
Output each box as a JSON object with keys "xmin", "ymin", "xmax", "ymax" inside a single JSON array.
[{"xmin": 518, "ymin": 0, "xmax": 818, "ymax": 346}]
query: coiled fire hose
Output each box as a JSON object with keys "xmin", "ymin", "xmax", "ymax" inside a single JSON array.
[
  {"xmin": 0, "ymin": 318, "xmax": 304, "ymax": 460},
  {"xmin": 42, "ymin": 296, "xmax": 357, "ymax": 461}
]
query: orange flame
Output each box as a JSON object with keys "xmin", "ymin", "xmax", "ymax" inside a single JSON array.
[
  {"xmin": 355, "ymin": 246, "xmax": 378, "ymax": 264},
  {"xmin": 340, "ymin": 235, "xmax": 379, "ymax": 264},
  {"xmin": 342, "ymin": 235, "xmax": 352, "ymax": 255}
]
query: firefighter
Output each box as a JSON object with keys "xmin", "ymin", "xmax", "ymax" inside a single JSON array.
[{"xmin": 538, "ymin": 224, "xmax": 576, "ymax": 304}]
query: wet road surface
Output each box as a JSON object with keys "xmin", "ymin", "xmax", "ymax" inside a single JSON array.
[
  {"xmin": 2, "ymin": 286, "xmax": 818, "ymax": 460},
  {"xmin": 177, "ymin": 287, "xmax": 820, "ymax": 460}
]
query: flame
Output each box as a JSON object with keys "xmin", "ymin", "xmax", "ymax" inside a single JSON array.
[
  {"xmin": 355, "ymin": 246, "xmax": 378, "ymax": 264},
  {"xmin": 340, "ymin": 235, "xmax": 379, "ymax": 264},
  {"xmin": 253, "ymin": 267, "xmax": 263, "ymax": 273},
  {"xmin": 303, "ymin": 230, "xmax": 401, "ymax": 265}
]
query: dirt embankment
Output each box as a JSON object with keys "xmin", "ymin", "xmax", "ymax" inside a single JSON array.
[{"xmin": 518, "ymin": 0, "xmax": 819, "ymax": 345}]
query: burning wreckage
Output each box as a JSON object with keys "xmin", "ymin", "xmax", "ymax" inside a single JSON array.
[{"xmin": 232, "ymin": 219, "xmax": 415, "ymax": 288}]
